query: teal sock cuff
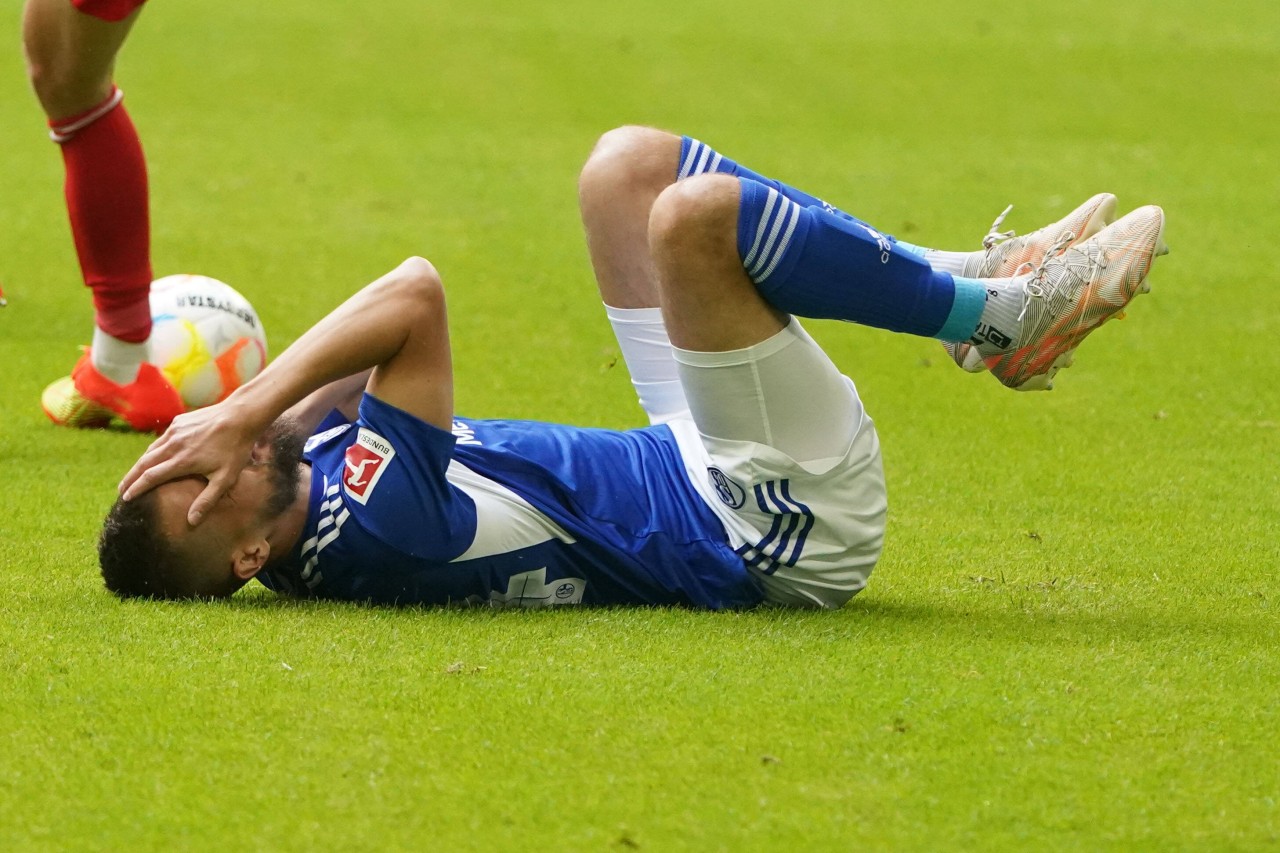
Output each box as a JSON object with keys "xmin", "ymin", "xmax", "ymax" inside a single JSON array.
[{"xmin": 935, "ymin": 275, "xmax": 987, "ymax": 342}]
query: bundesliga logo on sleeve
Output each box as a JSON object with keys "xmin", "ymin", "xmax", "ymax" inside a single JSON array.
[{"xmin": 342, "ymin": 428, "xmax": 396, "ymax": 504}]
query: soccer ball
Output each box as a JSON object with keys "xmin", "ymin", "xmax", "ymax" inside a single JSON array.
[{"xmin": 148, "ymin": 274, "xmax": 268, "ymax": 410}]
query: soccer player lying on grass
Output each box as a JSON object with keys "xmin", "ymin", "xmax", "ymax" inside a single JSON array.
[{"xmin": 101, "ymin": 126, "xmax": 1168, "ymax": 608}]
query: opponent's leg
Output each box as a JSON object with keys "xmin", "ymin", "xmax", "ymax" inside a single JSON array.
[{"xmin": 24, "ymin": 0, "xmax": 181, "ymax": 431}]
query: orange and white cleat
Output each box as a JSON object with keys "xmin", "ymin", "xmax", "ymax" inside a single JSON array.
[
  {"xmin": 41, "ymin": 352, "xmax": 185, "ymax": 433},
  {"xmin": 944, "ymin": 193, "xmax": 1119, "ymax": 372},
  {"xmin": 979, "ymin": 205, "xmax": 1168, "ymax": 391}
]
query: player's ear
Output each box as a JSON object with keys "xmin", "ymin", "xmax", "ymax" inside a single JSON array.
[{"xmin": 231, "ymin": 539, "xmax": 271, "ymax": 580}]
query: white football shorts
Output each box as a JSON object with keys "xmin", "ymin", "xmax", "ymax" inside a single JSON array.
[{"xmin": 606, "ymin": 305, "xmax": 887, "ymax": 609}]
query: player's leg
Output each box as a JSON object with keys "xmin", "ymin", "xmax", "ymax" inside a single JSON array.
[
  {"xmin": 645, "ymin": 177, "xmax": 1164, "ymax": 605},
  {"xmin": 579, "ymin": 126, "xmax": 873, "ymax": 425},
  {"xmin": 579, "ymin": 126, "xmax": 864, "ymax": 424},
  {"xmin": 644, "ymin": 176, "xmax": 880, "ymax": 607},
  {"xmin": 670, "ymin": 135, "xmax": 1122, "ymax": 373},
  {"xmin": 649, "ymin": 173, "xmax": 1167, "ymax": 391},
  {"xmin": 579, "ymin": 127, "xmax": 868, "ymax": 426},
  {"xmin": 579, "ymin": 126, "xmax": 682, "ymax": 310},
  {"xmin": 580, "ymin": 127, "xmax": 1121, "ymax": 378},
  {"xmin": 582, "ymin": 126, "xmax": 880, "ymax": 312},
  {"xmin": 645, "ymin": 174, "xmax": 860, "ymax": 459},
  {"xmin": 671, "ymin": 134, "xmax": 1124, "ymax": 284},
  {"xmin": 23, "ymin": 0, "xmax": 141, "ymax": 117},
  {"xmin": 23, "ymin": 0, "xmax": 181, "ymax": 432},
  {"xmin": 578, "ymin": 127, "xmax": 692, "ymax": 423}
]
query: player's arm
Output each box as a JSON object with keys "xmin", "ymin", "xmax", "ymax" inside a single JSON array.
[
  {"xmin": 279, "ymin": 368, "xmax": 372, "ymax": 433},
  {"xmin": 119, "ymin": 257, "xmax": 454, "ymax": 524}
]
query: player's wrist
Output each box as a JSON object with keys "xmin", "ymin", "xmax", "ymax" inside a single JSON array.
[{"xmin": 218, "ymin": 380, "xmax": 285, "ymax": 439}]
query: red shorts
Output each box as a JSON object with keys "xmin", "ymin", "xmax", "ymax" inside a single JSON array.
[{"xmin": 71, "ymin": 0, "xmax": 148, "ymax": 23}]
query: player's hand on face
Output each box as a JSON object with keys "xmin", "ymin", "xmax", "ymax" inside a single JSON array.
[{"xmin": 118, "ymin": 401, "xmax": 262, "ymax": 526}]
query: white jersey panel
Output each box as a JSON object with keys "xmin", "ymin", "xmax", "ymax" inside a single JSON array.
[{"xmin": 445, "ymin": 460, "xmax": 576, "ymax": 562}]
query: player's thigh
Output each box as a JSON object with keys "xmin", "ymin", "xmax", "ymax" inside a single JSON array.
[{"xmin": 673, "ymin": 318, "xmax": 862, "ymax": 468}]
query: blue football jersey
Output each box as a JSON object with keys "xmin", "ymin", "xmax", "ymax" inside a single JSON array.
[{"xmin": 257, "ymin": 394, "xmax": 765, "ymax": 609}]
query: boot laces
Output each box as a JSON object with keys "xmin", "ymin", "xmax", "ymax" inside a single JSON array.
[
  {"xmin": 981, "ymin": 204, "xmax": 1017, "ymax": 250},
  {"xmin": 1017, "ymin": 231, "xmax": 1076, "ymax": 321}
]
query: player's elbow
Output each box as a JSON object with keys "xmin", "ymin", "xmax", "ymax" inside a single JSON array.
[
  {"xmin": 395, "ymin": 256, "xmax": 441, "ymax": 287},
  {"xmin": 386, "ymin": 257, "xmax": 447, "ymax": 322}
]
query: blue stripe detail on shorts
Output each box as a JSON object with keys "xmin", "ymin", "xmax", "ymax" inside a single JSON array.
[
  {"xmin": 736, "ymin": 480, "xmax": 816, "ymax": 572},
  {"xmin": 779, "ymin": 480, "xmax": 814, "ymax": 567}
]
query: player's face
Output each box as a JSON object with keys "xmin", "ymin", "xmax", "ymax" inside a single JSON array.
[
  {"xmin": 149, "ymin": 426, "xmax": 306, "ymax": 596},
  {"xmin": 150, "ymin": 475, "xmax": 266, "ymax": 596}
]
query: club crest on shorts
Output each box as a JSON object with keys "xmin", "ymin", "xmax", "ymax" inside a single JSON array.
[
  {"xmin": 342, "ymin": 428, "xmax": 396, "ymax": 505},
  {"xmin": 708, "ymin": 467, "xmax": 746, "ymax": 509}
]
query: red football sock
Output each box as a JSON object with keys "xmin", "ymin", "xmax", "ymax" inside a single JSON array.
[{"xmin": 51, "ymin": 87, "xmax": 153, "ymax": 344}]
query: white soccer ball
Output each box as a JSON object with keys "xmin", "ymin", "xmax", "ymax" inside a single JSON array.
[{"xmin": 148, "ymin": 274, "xmax": 268, "ymax": 410}]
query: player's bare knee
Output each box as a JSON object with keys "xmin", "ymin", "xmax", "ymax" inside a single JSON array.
[
  {"xmin": 402, "ymin": 257, "xmax": 444, "ymax": 296},
  {"xmin": 579, "ymin": 126, "xmax": 678, "ymax": 208},
  {"xmin": 648, "ymin": 174, "xmax": 739, "ymax": 256}
]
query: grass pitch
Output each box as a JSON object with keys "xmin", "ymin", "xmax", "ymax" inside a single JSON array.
[{"xmin": 1, "ymin": 1, "xmax": 1278, "ymax": 849}]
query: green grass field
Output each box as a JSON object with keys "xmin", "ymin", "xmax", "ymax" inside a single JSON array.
[{"xmin": 2, "ymin": 1, "xmax": 1278, "ymax": 849}]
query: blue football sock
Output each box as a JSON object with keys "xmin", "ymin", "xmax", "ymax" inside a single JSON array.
[
  {"xmin": 679, "ymin": 137, "xmax": 872, "ymax": 229},
  {"xmin": 735, "ymin": 177, "xmax": 984, "ymax": 340}
]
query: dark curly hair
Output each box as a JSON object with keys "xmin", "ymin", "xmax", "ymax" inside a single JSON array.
[{"xmin": 98, "ymin": 493, "xmax": 203, "ymax": 599}]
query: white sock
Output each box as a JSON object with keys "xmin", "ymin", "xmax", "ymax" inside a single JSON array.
[
  {"xmin": 921, "ymin": 248, "xmax": 980, "ymax": 276},
  {"xmin": 91, "ymin": 327, "xmax": 147, "ymax": 385},
  {"xmin": 971, "ymin": 276, "xmax": 1030, "ymax": 357}
]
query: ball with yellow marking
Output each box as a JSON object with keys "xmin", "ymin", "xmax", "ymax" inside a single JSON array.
[{"xmin": 148, "ymin": 274, "xmax": 268, "ymax": 410}]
